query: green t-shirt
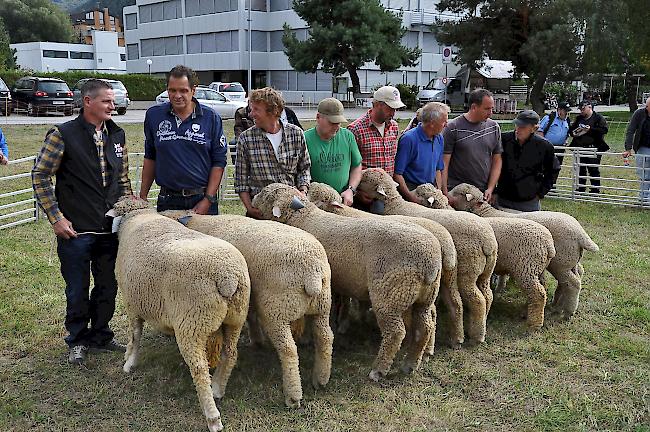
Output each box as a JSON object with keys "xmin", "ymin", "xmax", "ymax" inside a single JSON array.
[{"xmin": 305, "ymin": 127, "xmax": 362, "ymax": 193}]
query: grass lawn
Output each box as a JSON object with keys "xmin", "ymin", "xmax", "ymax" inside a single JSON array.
[{"xmin": 1, "ymin": 121, "xmax": 649, "ymax": 431}]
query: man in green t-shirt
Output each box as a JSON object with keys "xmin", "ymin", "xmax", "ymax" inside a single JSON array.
[{"xmin": 305, "ymin": 98, "xmax": 362, "ymax": 206}]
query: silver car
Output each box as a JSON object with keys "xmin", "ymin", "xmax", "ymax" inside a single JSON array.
[
  {"xmin": 72, "ymin": 78, "xmax": 131, "ymax": 115},
  {"xmin": 156, "ymin": 87, "xmax": 247, "ymax": 119}
]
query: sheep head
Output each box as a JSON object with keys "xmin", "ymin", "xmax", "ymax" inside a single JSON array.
[
  {"xmin": 110, "ymin": 195, "xmax": 151, "ymax": 216},
  {"xmin": 357, "ymin": 168, "xmax": 400, "ymax": 201},
  {"xmin": 251, "ymin": 183, "xmax": 310, "ymax": 223},
  {"xmin": 448, "ymin": 183, "xmax": 485, "ymax": 211},
  {"xmin": 413, "ymin": 183, "xmax": 452, "ymax": 209},
  {"xmin": 307, "ymin": 182, "xmax": 345, "ymax": 210}
]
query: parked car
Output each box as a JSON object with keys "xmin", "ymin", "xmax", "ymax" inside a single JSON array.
[
  {"xmin": 208, "ymin": 82, "xmax": 247, "ymax": 102},
  {"xmin": 11, "ymin": 77, "xmax": 74, "ymax": 116},
  {"xmin": 72, "ymin": 78, "xmax": 131, "ymax": 115},
  {"xmin": 155, "ymin": 87, "xmax": 247, "ymax": 119},
  {"xmin": 0, "ymin": 77, "xmax": 11, "ymax": 116}
]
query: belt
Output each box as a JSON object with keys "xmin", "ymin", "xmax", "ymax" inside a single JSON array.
[{"xmin": 160, "ymin": 186, "xmax": 206, "ymax": 197}]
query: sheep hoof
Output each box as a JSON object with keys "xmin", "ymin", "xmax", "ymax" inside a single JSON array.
[
  {"xmin": 207, "ymin": 416, "xmax": 223, "ymax": 432},
  {"xmin": 123, "ymin": 360, "xmax": 134, "ymax": 373},
  {"xmin": 368, "ymin": 370, "xmax": 384, "ymax": 382},
  {"xmin": 285, "ymin": 397, "xmax": 302, "ymax": 409},
  {"xmin": 400, "ymin": 364, "xmax": 415, "ymax": 375},
  {"xmin": 311, "ymin": 376, "xmax": 328, "ymax": 390}
]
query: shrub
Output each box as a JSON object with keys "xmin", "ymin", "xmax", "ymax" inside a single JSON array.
[{"xmin": 395, "ymin": 84, "xmax": 418, "ymax": 110}]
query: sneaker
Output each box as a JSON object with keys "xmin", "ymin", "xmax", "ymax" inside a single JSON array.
[
  {"xmin": 68, "ymin": 345, "xmax": 88, "ymax": 365},
  {"xmin": 89, "ymin": 339, "xmax": 127, "ymax": 353}
]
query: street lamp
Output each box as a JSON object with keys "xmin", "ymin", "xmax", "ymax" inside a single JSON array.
[{"xmin": 146, "ymin": 58, "xmax": 152, "ymax": 76}]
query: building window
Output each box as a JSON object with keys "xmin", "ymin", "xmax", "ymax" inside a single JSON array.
[
  {"xmin": 141, "ymin": 36, "xmax": 184, "ymax": 56},
  {"xmin": 139, "ymin": 0, "xmax": 181, "ymax": 23},
  {"xmin": 69, "ymin": 51, "xmax": 94, "ymax": 59},
  {"xmin": 422, "ymin": 32, "xmax": 438, "ymax": 53},
  {"xmin": 127, "ymin": 43, "xmax": 139, "ymax": 60},
  {"xmin": 120, "ymin": 53, "xmax": 126, "ymax": 61},
  {"xmin": 186, "ymin": 30, "xmax": 238, "ymax": 53},
  {"xmin": 249, "ymin": 30, "xmax": 267, "ymax": 52},
  {"xmin": 249, "ymin": 0, "xmax": 267, "ymax": 11},
  {"xmin": 269, "ymin": 30, "xmax": 284, "ymax": 51},
  {"xmin": 43, "ymin": 50, "xmax": 69, "ymax": 58},
  {"xmin": 270, "ymin": 0, "xmax": 292, "ymax": 11},
  {"xmin": 125, "ymin": 13, "xmax": 137, "ymax": 30},
  {"xmin": 185, "ymin": 0, "xmax": 237, "ymax": 17}
]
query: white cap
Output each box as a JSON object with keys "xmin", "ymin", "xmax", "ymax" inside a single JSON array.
[{"xmin": 373, "ymin": 85, "xmax": 406, "ymax": 109}]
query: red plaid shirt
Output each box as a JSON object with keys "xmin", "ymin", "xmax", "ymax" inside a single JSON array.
[{"xmin": 347, "ymin": 110, "xmax": 400, "ymax": 175}]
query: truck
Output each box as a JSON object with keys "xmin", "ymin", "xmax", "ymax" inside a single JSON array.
[{"xmin": 416, "ymin": 60, "xmax": 519, "ymax": 111}]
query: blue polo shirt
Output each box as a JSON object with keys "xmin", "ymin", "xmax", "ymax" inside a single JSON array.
[
  {"xmin": 144, "ymin": 99, "xmax": 227, "ymax": 190},
  {"xmin": 539, "ymin": 113, "xmax": 569, "ymax": 146},
  {"xmin": 394, "ymin": 124, "xmax": 445, "ymax": 185}
]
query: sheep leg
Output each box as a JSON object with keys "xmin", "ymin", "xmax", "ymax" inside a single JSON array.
[
  {"xmin": 435, "ymin": 270, "xmax": 464, "ymax": 350},
  {"xmin": 554, "ymin": 269, "xmax": 582, "ymax": 318},
  {"xmin": 247, "ymin": 308, "xmax": 266, "ymax": 346},
  {"xmin": 264, "ymin": 321, "xmax": 303, "ymax": 408},
  {"xmin": 123, "ymin": 317, "xmax": 143, "ymax": 373},
  {"xmin": 477, "ymin": 271, "xmax": 494, "ymax": 317},
  {"xmin": 403, "ymin": 304, "xmax": 434, "ymax": 373},
  {"xmin": 456, "ymin": 272, "xmax": 487, "ymax": 344},
  {"xmin": 211, "ymin": 323, "xmax": 242, "ymax": 401},
  {"xmin": 310, "ymin": 312, "xmax": 334, "ymax": 390},
  {"xmin": 369, "ymin": 308, "xmax": 406, "ymax": 381},
  {"xmin": 176, "ymin": 334, "xmax": 223, "ymax": 432},
  {"xmin": 517, "ymin": 274, "xmax": 547, "ymax": 330}
]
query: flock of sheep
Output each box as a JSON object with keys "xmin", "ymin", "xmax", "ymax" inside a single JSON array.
[{"xmin": 111, "ymin": 168, "xmax": 599, "ymax": 432}]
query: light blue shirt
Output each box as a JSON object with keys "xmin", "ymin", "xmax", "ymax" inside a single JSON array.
[
  {"xmin": 539, "ymin": 114, "xmax": 569, "ymax": 146},
  {"xmin": 0, "ymin": 127, "xmax": 8, "ymax": 158}
]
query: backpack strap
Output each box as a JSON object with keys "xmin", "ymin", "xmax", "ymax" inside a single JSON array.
[{"xmin": 543, "ymin": 111, "xmax": 556, "ymax": 135}]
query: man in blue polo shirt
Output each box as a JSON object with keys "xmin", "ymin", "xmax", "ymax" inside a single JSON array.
[
  {"xmin": 140, "ymin": 65, "xmax": 227, "ymax": 214},
  {"xmin": 537, "ymin": 101, "xmax": 570, "ymax": 164},
  {"xmin": 394, "ymin": 102, "xmax": 449, "ymax": 202}
]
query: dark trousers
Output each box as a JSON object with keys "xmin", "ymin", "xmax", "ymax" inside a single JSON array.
[
  {"xmin": 156, "ymin": 193, "xmax": 218, "ymax": 214},
  {"xmin": 58, "ymin": 233, "xmax": 119, "ymax": 348},
  {"xmin": 577, "ymin": 154, "xmax": 602, "ymax": 193}
]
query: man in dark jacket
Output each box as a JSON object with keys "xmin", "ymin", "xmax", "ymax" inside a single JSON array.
[
  {"xmin": 623, "ymin": 97, "xmax": 650, "ymax": 203},
  {"xmin": 569, "ymin": 100, "xmax": 609, "ymax": 194},
  {"xmin": 496, "ymin": 110, "xmax": 560, "ymax": 211},
  {"xmin": 32, "ymin": 79, "xmax": 133, "ymax": 365}
]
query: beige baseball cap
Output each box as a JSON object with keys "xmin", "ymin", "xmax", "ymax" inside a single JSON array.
[
  {"xmin": 373, "ymin": 85, "xmax": 406, "ymax": 109},
  {"xmin": 318, "ymin": 97, "xmax": 347, "ymax": 123}
]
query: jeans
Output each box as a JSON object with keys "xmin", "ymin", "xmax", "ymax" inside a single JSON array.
[
  {"xmin": 636, "ymin": 146, "xmax": 650, "ymax": 203},
  {"xmin": 577, "ymin": 154, "xmax": 602, "ymax": 193},
  {"xmin": 156, "ymin": 193, "xmax": 218, "ymax": 214},
  {"xmin": 58, "ymin": 233, "xmax": 119, "ymax": 348}
]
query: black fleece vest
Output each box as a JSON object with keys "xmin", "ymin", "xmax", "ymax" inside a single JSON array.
[{"xmin": 55, "ymin": 115, "xmax": 125, "ymax": 232}]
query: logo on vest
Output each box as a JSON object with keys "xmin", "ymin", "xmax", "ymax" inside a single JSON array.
[
  {"xmin": 192, "ymin": 123, "xmax": 201, "ymax": 132},
  {"xmin": 113, "ymin": 142, "xmax": 124, "ymax": 158}
]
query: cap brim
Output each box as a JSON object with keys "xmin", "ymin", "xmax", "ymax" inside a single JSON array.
[
  {"xmin": 385, "ymin": 100, "xmax": 406, "ymax": 109},
  {"xmin": 323, "ymin": 114, "xmax": 347, "ymax": 124}
]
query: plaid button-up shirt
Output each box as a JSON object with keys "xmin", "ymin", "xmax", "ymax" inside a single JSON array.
[
  {"xmin": 234, "ymin": 122, "xmax": 311, "ymax": 196},
  {"xmin": 32, "ymin": 126, "xmax": 132, "ymax": 224},
  {"xmin": 347, "ymin": 110, "xmax": 400, "ymax": 175}
]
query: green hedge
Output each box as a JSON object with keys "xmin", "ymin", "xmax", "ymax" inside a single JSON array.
[{"xmin": 0, "ymin": 70, "xmax": 166, "ymax": 100}]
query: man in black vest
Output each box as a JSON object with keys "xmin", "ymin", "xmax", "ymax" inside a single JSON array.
[{"xmin": 32, "ymin": 79, "xmax": 133, "ymax": 365}]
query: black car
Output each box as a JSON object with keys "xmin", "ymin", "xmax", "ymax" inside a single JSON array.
[
  {"xmin": 11, "ymin": 77, "xmax": 74, "ymax": 116},
  {"xmin": 0, "ymin": 77, "xmax": 11, "ymax": 116}
]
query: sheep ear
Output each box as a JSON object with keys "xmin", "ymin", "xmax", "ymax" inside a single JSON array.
[
  {"xmin": 376, "ymin": 185, "xmax": 386, "ymax": 196},
  {"xmin": 178, "ymin": 215, "xmax": 192, "ymax": 226},
  {"xmin": 290, "ymin": 196, "xmax": 305, "ymax": 210},
  {"xmin": 331, "ymin": 201, "xmax": 344, "ymax": 208},
  {"xmin": 393, "ymin": 181, "xmax": 399, "ymax": 188},
  {"xmin": 465, "ymin": 193, "xmax": 473, "ymax": 202},
  {"xmin": 272, "ymin": 206, "xmax": 282, "ymax": 218},
  {"xmin": 427, "ymin": 196, "xmax": 435, "ymax": 205},
  {"xmin": 105, "ymin": 209, "xmax": 117, "ymax": 217}
]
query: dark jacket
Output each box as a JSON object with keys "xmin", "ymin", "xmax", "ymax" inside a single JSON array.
[
  {"xmin": 233, "ymin": 106, "xmax": 303, "ymax": 139},
  {"xmin": 496, "ymin": 131, "xmax": 561, "ymax": 201},
  {"xmin": 56, "ymin": 115, "xmax": 126, "ymax": 232},
  {"xmin": 624, "ymin": 107, "xmax": 650, "ymax": 152},
  {"xmin": 283, "ymin": 107, "xmax": 303, "ymax": 130},
  {"xmin": 569, "ymin": 111, "xmax": 610, "ymax": 152}
]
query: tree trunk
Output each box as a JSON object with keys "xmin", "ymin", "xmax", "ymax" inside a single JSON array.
[
  {"xmin": 529, "ymin": 71, "xmax": 548, "ymax": 115},
  {"xmin": 349, "ymin": 68, "xmax": 361, "ymax": 95},
  {"xmin": 625, "ymin": 69, "xmax": 638, "ymax": 113}
]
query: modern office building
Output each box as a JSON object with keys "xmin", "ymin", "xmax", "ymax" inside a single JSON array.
[
  {"xmin": 11, "ymin": 31, "xmax": 127, "ymax": 73},
  {"xmin": 123, "ymin": 0, "xmax": 460, "ymax": 102}
]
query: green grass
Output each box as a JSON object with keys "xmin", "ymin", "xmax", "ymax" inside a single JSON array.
[{"xmin": 1, "ymin": 122, "xmax": 649, "ymax": 431}]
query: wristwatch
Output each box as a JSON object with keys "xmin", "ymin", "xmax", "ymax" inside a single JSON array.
[
  {"xmin": 204, "ymin": 193, "xmax": 217, "ymax": 204},
  {"xmin": 347, "ymin": 185, "xmax": 357, "ymax": 195}
]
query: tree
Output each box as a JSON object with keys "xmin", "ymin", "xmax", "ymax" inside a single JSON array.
[
  {"xmin": 582, "ymin": 0, "xmax": 650, "ymax": 112},
  {"xmin": 432, "ymin": 0, "xmax": 585, "ymax": 114},
  {"xmin": 0, "ymin": 0, "xmax": 74, "ymax": 44},
  {"xmin": 282, "ymin": 0, "xmax": 421, "ymax": 94},
  {"xmin": 0, "ymin": 17, "xmax": 17, "ymax": 69}
]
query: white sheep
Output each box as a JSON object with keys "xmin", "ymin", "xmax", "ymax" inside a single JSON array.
[
  {"xmin": 252, "ymin": 183, "xmax": 442, "ymax": 381},
  {"xmin": 419, "ymin": 182, "xmax": 599, "ymax": 318},
  {"xmin": 112, "ymin": 198, "xmax": 250, "ymax": 432},
  {"xmin": 357, "ymin": 168, "xmax": 498, "ymax": 344},
  {"xmin": 162, "ymin": 212, "xmax": 333, "ymax": 409},
  {"xmin": 307, "ymin": 182, "xmax": 464, "ymax": 350}
]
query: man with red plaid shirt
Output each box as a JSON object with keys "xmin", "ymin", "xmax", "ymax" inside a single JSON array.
[{"xmin": 347, "ymin": 86, "xmax": 405, "ymax": 175}]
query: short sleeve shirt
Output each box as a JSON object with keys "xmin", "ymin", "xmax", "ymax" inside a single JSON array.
[
  {"xmin": 305, "ymin": 127, "xmax": 362, "ymax": 193},
  {"xmin": 539, "ymin": 114, "xmax": 569, "ymax": 146},
  {"xmin": 347, "ymin": 110, "xmax": 400, "ymax": 175},
  {"xmin": 394, "ymin": 124, "xmax": 445, "ymax": 186},
  {"xmin": 443, "ymin": 115, "xmax": 502, "ymax": 191}
]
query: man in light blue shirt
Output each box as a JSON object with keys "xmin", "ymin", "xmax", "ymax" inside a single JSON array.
[
  {"xmin": 538, "ymin": 101, "xmax": 570, "ymax": 164},
  {"xmin": 0, "ymin": 126, "xmax": 8, "ymax": 165}
]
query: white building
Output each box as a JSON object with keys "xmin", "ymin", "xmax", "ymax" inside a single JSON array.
[
  {"xmin": 10, "ymin": 31, "xmax": 127, "ymax": 74},
  {"xmin": 123, "ymin": 0, "xmax": 460, "ymax": 103}
]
